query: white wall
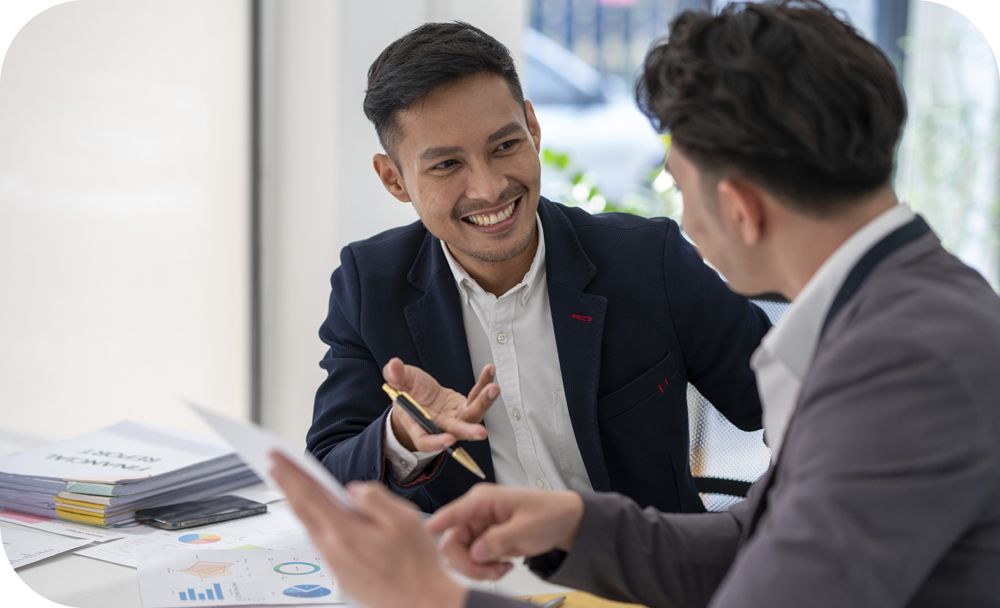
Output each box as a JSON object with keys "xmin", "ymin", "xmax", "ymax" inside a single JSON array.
[
  {"xmin": 259, "ymin": 0, "xmax": 528, "ymax": 445},
  {"xmin": 0, "ymin": 0, "xmax": 528, "ymax": 445},
  {"xmin": 0, "ymin": 0, "xmax": 251, "ymax": 439}
]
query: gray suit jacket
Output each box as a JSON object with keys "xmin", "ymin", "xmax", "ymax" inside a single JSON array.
[{"xmin": 467, "ymin": 227, "xmax": 1000, "ymax": 608}]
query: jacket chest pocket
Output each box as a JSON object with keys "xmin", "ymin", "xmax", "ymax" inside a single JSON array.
[{"xmin": 597, "ymin": 352, "xmax": 678, "ymax": 423}]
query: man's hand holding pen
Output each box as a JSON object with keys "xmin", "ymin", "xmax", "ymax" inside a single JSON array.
[{"xmin": 383, "ymin": 357, "xmax": 500, "ymax": 453}]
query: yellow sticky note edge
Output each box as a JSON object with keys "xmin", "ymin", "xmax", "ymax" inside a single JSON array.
[
  {"xmin": 54, "ymin": 496, "xmax": 107, "ymax": 510},
  {"xmin": 55, "ymin": 508, "xmax": 109, "ymax": 526}
]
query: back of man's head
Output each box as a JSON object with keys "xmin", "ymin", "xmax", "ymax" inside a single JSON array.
[
  {"xmin": 364, "ymin": 22, "xmax": 524, "ymax": 155},
  {"xmin": 636, "ymin": 0, "xmax": 906, "ymax": 216}
]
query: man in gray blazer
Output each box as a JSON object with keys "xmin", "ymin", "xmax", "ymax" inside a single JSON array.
[{"xmin": 270, "ymin": 1, "xmax": 1000, "ymax": 606}]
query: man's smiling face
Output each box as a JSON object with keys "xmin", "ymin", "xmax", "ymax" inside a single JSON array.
[{"xmin": 379, "ymin": 72, "xmax": 543, "ymax": 269}]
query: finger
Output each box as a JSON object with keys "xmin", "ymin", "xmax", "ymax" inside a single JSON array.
[
  {"xmin": 466, "ymin": 364, "xmax": 495, "ymax": 404},
  {"xmin": 348, "ymin": 482, "xmax": 421, "ymax": 529},
  {"xmin": 438, "ymin": 526, "xmax": 514, "ymax": 581},
  {"xmin": 426, "ymin": 483, "xmax": 498, "ymax": 535},
  {"xmin": 382, "ymin": 357, "xmax": 404, "ymax": 394},
  {"xmin": 436, "ymin": 417, "xmax": 487, "ymax": 442},
  {"xmin": 393, "ymin": 405, "xmax": 456, "ymax": 451},
  {"xmin": 391, "ymin": 394, "xmax": 482, "ymax": 445},
  {"xmin": 383, "ymin": 357, "xmax": 431, "ymax": 401},
  {"xmin": 411, "ymin": 432, "xmax": 457, "ymax": 452},
  {"xmin": 461, "ymin": 383, "xmax": 499, "ymax": 424},
  {"xmin": 469, "ymin": 518, "xmax": 532, "ymax": 563},
  {"xmin": 383, "ymin": 358, "xmax": 442, "ymax": 405}
]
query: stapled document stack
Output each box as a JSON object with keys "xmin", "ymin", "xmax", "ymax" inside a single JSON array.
[{"xmin": 0, "ymin": 421, "xmax": 259, "ymax": 526}]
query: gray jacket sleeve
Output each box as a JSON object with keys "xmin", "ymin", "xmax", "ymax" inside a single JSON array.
[
  {"xmin": 543, "ymin": 492, "xmax": 743, "ymax": 607},
  {"xmin": 465, "ymin": 490, "xmax": 744, "ymax": 608},
  {"xmin": 708, "ymin": 332, "xmax": 997, "ymax": 608},
  {"xmin": 463, "ymin": 590, "xmax": 532, "ymax": 608}
]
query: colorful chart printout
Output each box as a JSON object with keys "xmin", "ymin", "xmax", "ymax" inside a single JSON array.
[
  {"xmin": 178, "ymin": 533, "xmax": 223, "ymax": 545},
  {"xmin": 138, "ymin": 549, "xmax": 342, "ymax": 607}
]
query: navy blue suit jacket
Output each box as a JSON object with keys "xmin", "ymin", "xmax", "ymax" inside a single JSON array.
[{"xmin": 307, "ymin": 199, "xmax": 770, "ymax": 513}]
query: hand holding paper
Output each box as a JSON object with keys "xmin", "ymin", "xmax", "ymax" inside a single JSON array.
[{"xmin": 269, "ymin": 453, "xmax": 467, "ymax": 608}]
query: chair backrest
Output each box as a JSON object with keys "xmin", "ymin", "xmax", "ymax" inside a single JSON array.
[{"xmin": 688, "ymin": 295, "xmax": 789, "ymax": 511}]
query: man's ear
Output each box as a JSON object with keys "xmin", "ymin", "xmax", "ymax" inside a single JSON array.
[
  {"xmin": 717, "ymin": 177, "xmax": 764, "ymax": 246},
  {"xmin": 523, "ymin": 99, "xmax": 542, "ymax": 150},
  {"xmin": 373, "ymin": 153, "xmax": 411, "ymax": 203}
]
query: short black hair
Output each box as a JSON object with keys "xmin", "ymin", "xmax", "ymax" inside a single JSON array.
[
  {"xmin": 364, "ymin": 22, "xmax": 524, "ymax": 154},
  {"xmin": 636, "ymin": 0, "xmax": 907, "ymax": 214}
]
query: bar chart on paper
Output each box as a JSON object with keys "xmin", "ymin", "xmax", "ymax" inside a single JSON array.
[
  {"xmin": 179, "ymin": 582, "xmax": 225, "ymax": 601},
  {"xmin": 138, "ymin": 550, "xmax": 343, "ymax": 607}
]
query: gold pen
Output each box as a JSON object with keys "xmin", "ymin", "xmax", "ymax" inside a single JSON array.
[{"xmin": 381, "ymin": 383, "xmax": 487, "ymax": 480}]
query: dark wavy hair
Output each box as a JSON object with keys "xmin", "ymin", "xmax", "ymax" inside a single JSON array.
[
  {"xmin": 636, "ymin": 0, "xmax": 906, "ymax": 214},
  {"xmin": 364, "ymin": 22, "xmax": 524, "ymax": 154}
]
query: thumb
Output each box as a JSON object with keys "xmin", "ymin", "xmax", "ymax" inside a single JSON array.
[
  {"xmin": 383, "ymin": 357, "xmax": 406, "ymax": 387},
  {"xmin": 469, "ymin": 517, "xmax": 532, "ymax": 563}
]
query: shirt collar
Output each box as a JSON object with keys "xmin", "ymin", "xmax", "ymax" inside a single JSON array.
[
  {"xmin": 440, "ymin": 213, "xmax": 546, "ymax": 306},
  {"xmin": 752, "ymin": 203, "xmax": 915, "ymax": 380}
]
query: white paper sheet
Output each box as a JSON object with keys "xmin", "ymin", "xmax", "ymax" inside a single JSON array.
[
  {"xmin": 187, "ymin": 403, "xmax": 356, "ymax": 510},
  {"xmin": 138, "ymin": 549, "xmax": 345, "ymax": 607},
  {"xmin": 76, "ymin": 502, "xmax": 316, "ymax": 568},
  {"xmin": 0, "ymin": 420, "xmax": 233, "ymax": 485},
  {"xmin": 0, "ymin": 508, "xmax": 154, "ymax": 542},
  {"xmin": 0, "ymin": 523, "xmax": 94, "ymax": 569}
]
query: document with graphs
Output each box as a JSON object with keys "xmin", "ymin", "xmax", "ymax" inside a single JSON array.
[{"xmin": 138, "ymin": 549, "xmax": 344, "ymax": 607}]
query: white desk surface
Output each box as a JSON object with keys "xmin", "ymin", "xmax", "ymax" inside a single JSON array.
[{"xmin": 1, "ymin": 429, "xmax": 569, "ymax": 608}]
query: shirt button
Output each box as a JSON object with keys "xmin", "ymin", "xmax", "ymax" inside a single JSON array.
[
  {"xmin": 535, "ymin": 478, "xmax": 545, "ymax": 489},
  {"xmin": 511, "ymin": 408, "xmax": 522, "ymax": 420},
  {"xmin": 496, "ymin": 332, "xmax": 508, "ymax": 344}
]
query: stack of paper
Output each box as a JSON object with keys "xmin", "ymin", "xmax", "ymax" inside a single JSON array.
[{"xmin": 0, "ymin": 421, "xmax": 259, "ymax": 526}]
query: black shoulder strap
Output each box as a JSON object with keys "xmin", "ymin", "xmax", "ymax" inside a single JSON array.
[{"xmin": 820, "ymin": 216, "xmax": 930, "ymax": 340}]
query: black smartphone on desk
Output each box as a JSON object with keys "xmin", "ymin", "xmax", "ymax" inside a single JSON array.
[{"xmin": 135, "ymin": 495, "xmax": 267, "ymax": 530}]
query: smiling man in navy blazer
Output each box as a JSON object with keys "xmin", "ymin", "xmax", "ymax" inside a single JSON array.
[{"xmin": 305, "ymin": 22, "xmax": 771, "ymax": 514}]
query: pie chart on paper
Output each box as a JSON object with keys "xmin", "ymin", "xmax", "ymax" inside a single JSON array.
[
  {"xmin": 282, "ymin": 585, "xmax": 332, "ymax": 598},
  {"xmin": 178, "ymin": 533, "xmax": 222, "ymax": 545}
]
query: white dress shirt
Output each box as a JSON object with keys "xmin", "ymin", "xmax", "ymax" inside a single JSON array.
[
  {"xmin": 751, "ymin": 204, "xmax": 915, "ymax": 458},
  {"xmin": 384, "ymin": 215, "xmax": 594, "ymax": 492}
]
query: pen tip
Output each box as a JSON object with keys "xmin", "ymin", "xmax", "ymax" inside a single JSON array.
[{"xmin": 452, "ymin": 447, "xmax": 487, "ymax": 480}]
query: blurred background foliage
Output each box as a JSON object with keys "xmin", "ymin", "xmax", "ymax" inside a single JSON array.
[
  {"xmin": 528, "ymin": 0, "xmax": 999, "ymax": 289},
  {"xmin": 540, "ymin": 142, "xmax": 681, "ymax": 218}
]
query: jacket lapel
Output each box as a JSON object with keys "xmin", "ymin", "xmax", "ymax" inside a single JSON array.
[
  {"xmin": 744, "ymin": 217, "xmax": 935, "ymax": 539},
  {"xmin": 539, "ymin": 201, "xmax": 611, "ymax": 491},
  {"xmin": 404, "ymin": 232, "xmax": 496, "ymax": 482}
]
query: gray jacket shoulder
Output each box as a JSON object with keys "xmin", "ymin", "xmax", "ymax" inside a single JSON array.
[{"xmin": 819, "ymin": 233, "xmax": 1000, "ymax": 439}]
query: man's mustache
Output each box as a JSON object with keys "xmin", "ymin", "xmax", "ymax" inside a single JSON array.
[{"xmin": 454, "ymin": 185, "xmax": 528, "ymax": 218}]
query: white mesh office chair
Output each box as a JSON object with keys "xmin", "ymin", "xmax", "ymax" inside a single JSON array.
[{"xmin": 689, "ymin": 296, "xmax": 789, "ymax": 511}]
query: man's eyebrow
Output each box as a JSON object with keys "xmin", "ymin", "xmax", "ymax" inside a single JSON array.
[
  {"xmin": 486, "ymin": 122, "xmax": 524, "ymax": 145},
  {"xmin": 420, "ymin": 145, "xmax": 463, "ymax": 161},
  {"xmin": 419, "ymin": 122, "xmax": 525, "ymax": 161}
]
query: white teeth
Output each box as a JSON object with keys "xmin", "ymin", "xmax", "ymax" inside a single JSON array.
[{"xmin": 467, "ymin": 201, "xmax": 515, "ymax": 227}]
